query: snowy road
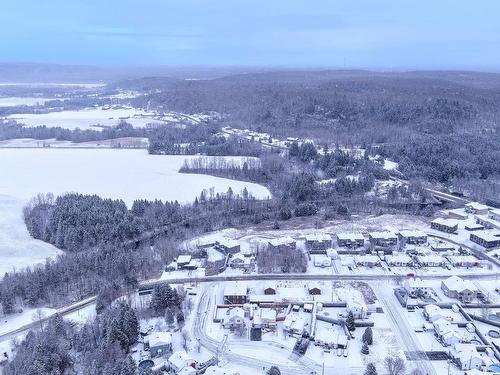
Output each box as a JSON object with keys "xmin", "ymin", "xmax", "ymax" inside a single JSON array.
[{"xmin": 373, "ymin": 281, "xmax": 437, "ymax": 375}]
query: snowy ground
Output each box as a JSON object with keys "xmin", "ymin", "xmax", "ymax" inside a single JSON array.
[
  {"xmin": 0, "ymin": 149, "xmax": 270, "ymax": 280},
  {"xmin": 3, "ymin": 106, "xmax": 214, "ymax": 131},
  {"xmin": 0, "ymin": 149, "xmax": 271, "ymax": 206},
  {"xmin": 0, "ymin": 97, "xmax": 61, "ymax": 107},
  {"xmin": 0, "ymin": 195, "xmax": 62, "ymax": 277},
  {"xmin": 0, "ymin": 137, "xmax": 149, "ymax": 149}
]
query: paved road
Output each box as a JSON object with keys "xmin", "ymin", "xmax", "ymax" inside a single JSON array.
[
  {"xmin": 374, "ymin": 281, "xmax": 437, "ymax": 375},
  {"xmin": 139, "ymin": 271, "xmax": 499, "ymax": 292}
]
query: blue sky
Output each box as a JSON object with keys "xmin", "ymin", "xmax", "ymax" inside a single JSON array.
[{"xmin": 1, "ymin": 0, "xmax": 500, "ymax": 69}]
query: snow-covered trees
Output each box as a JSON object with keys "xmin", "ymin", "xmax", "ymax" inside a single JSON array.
[
  {"xmin": 361, "ymin": 342, "xmax": 369, "ymax": 355},
  {"xmin": 364, "ymin": 363, "xmax": 378, "ymax": 375},
  {"xmin": 384, "ymin": 356, "xmax": 406, "ymax": 375},
  {"xmin": 346, "ymin": 311, "xmax": 355, "ymax": 332},
  {"xmin": 362, "ymin": 326, "xmax": 373, "ymax": 345}
]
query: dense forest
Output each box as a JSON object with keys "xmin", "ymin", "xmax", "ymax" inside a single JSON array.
[{"xmin": 115, "ymin": 70, "xmax": 500, "ymax": 199}]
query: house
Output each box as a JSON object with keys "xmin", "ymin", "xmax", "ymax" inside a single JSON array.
[
  {"xmin": 313, "ymin": 255, "xmax": 331, "ymax": 268},
  {"xmin": 263, "ymin": 283, "xmax": 276, "ymax": 295},
  {"xmin": 314, "ymin": 328, "xmax": 348, "ymax": 349},
  {"xmin": 258, "ymin": 309, "xmax": 277, "ymax": 327},
  {"xmin": 446, "ymin": 208, "xmax": 469, "ymax": 220},
  {"xmin": 223, "ymin": 283, "xmax": 247, "ymax": 304},
  {"xmin": 441, "ymin": 276, "xmax": 478, "ymax": 303},
  {"xmin": 430, "ymin": 243, "xmax": 456, "ymax": 252},
  {"xmin": 489, "ymin": 208, "xmax": 500, "ymax": 222},
  {"xmin": 176, "ymin": 255, "xmax": 192, "ymax": 268},
  {"xmin": 305, "ymin": 234, "xmax": 332, "ymax": 254},
  {"xmin": 398, "ymin": 230, "xmax": 428, "ymax": 245},
  {"xmin": 446, "ymin": 255, "xmax": 480, "ymax": 268},
  {"xmin": 283, "ymin": 313, "xmax": 308, "ymax": 334},
  {"xmin": 385, "ymin": 254, "xmax": 412, "ymax": 267},
  {"xmin": 403, "ymin": 278, "xmax": 433, "ymax": 298},
  {"xmin": 424, "ymin": 304, "xmax": 448, "ymax": 322},
  {"xmin": 147, "ymin": 332, "xmax": 172, "ymax": 357},
  {"xmin": 469, "ymin": 230, "xmax": 500, "ymax": 248},
  {"xmin": 450, "ymin": 344, "xmax": 485, "ymax": 370},
  {"xmin": 336, "ymin": 232, "xmax": 365, "ymax": 248},
  {"xmin": 475, "ymin": 215, "xmax": 500, "ymax": 230},
  {"xmin": 215, "ymin": 238, "xmax": 240, "ymax": 254},
  {"xmin": 415, "ymin": 254, "xmax": 444, "ymax": 267},
  {"xmin": 345, "ymin": 296, "xmax": 367, "ymax": 319},
  {"xmin": 267, "ymin": 237, "xmax": 296, "ymax": 252},
  {"xmin": 355, "ymin": 254, "xmax": 380, "ymax": 267},
  {"xmin": 441, "ymin": 329, "xmax": 472, "ymax": 346},
  {"xmin": 465, "ymin": 202, "xmax": 489, "ymax": 215},
  {"xmin": 432, "ymin": 317, "xmax": 452, "ymax": 333},
  {"xmin": 308, "ymin": 283, "xmax": 321, "ymax": 295},
  {"xmin": 431, "ymin": 218, "xmax": 459, "ymax": 233},
  {"xmin": 228, "ymin": 253, "xmax": 246, "ymax": 268},
  {"xmin": 465, "ymin": 222, "xmax": 485, "ymax": 231},
  {"xmin": 223, "ymin": 307, "xmax": 246, "ymax": 330},
  {"xmin": 279, "ymin": 286, "xmax": 308, "ymax": 302},
  {"xmin": 368, "ymin": 231, "xmax": 398, "ymax": 247},
  {"xmin": 168, "ymin": 351, "xmax": 196, "ymax": 373}
]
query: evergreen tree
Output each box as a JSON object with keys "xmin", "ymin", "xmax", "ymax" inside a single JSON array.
[
  {"xmin": 364, "ymin": 363, "xmax": 377, "ymax": 375},
  {"xmin": 362, "ymin": 326, "xmax": 373, "ymax": 345},
  {"xmin": 346, "ymin": 311, "xmax": 355, "ymax": 331},
  {"xmin": 361, "ymin": 342, "xmax": 369, "ymax": 355}
]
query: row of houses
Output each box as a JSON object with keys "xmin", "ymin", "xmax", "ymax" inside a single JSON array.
[{"xmin": 404, "ymin": 276, "xmax": 479, "ymax": 303}]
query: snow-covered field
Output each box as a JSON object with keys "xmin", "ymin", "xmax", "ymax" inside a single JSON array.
[
  {"xmin": 0, "ymin": 148, "xmax": 270, "ymax": 278},
  {"xmin": 0, "ymin": 195, "xmax": 62, "ymax": 277},
  {"xmin": 0, "ymin": 149, "xmax": 271, "ymax": 205},
  {"xmin": 0, "ymin": 97, "xmax": 59, "ymax": 107},
  {"xmin": 3, "ymin": 106, "xmax": 214, "ymax": 131},
  {"xmin": 4, "ymin": 107, "xmax": 162, "ymax": 130}
]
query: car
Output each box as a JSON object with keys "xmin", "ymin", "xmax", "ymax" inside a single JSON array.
[
  {"xmin": 343, "ymin": 348, "xmax": 348, "ymax": 357},
  {"xmin": 337, "ymin": 348, "xmax": 342, "ymax": 357}
]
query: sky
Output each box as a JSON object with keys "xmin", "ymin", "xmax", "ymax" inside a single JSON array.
[{"xmin": 1, "ymin": 0, "xmax": 500, "ymax": 70}]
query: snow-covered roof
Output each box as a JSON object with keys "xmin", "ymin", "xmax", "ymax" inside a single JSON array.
[
  {"xmin": 279, "ymin": 286, "xmax": 308, "ymax": 301},
  {"xmin": 224, "ymin": 283, "xmax": 247, "ymax": 296},
  {"xmin": 416, "ymin": 254, "xmax": 444, "ymax": 264},
  {"xmin": 259, "ymin": 308, "xmax": 277, "ymax": 322},
  {"xmin": 431, "ymin": 217, "xmax": 459, "ymax": 227},
  {"xmin": 404, "ymin": 278, "xmax": 432, "ymax": 289},
  {"xmin": 424, "ymin": 304, "xmax": 443, "ymax": 317},
  {"xmin": 148, "ymin": 332, "xmax": 172, "ymax": 347},
  {"xmin": 268, "ymin": 236, "xmax": 296, "ymax": 246},
  {"xmin": 314, "ymin": 327, "xmax": 348, "ymax": 346},
  {"xmin": 337, "ymin": 232, "xmax": 364, "ymax": 241},
  {"xmin": 465, "ymin": 202, "xmax": 489, "ymax": 211},
  {"xmin": 490, "ymin": 208, "xmax": 500, "ymax": 216},
  {"xmin": 230, "ymin": 253, "xmax": 245, "ymax": 262},
  {"xmin": 178, "ymin": 367, "xmax": 196, "ymax": 375},
  {"xmin": 177, "ymin": 255, "xmax": 192, "ymax": 264},
  {"xmin": 451, "ymin": 344, "xmax": 484, "ymax": 364},
  {"xmin": 227, "ymin": 307, "xmax": 245, "ymax": 319},
  {"xmin": 398, "ymin": 229, "xmax": 427, "ymax": 238},
  {"xmin": 442, "ymin": 276, "xmax": 478, "ymax": 293},
  {"xmin": 305, "ymin": 233, "xmax": 331, "ymax": 242},
  {"xmin": 471, "ymin": 229, "xmax": 500, "ymax": 241},
  {"xmin": 168, "ymin": 351, "xmax": 194, "ymax": 370},
  {"xmin": 368, "ymin": 231, "xmax": 397, "ymax": 240},
  {"xmin": 385, "ymin": 254, "xmax": 412, "ymax": 264},
  {"xmin": 216, "ymin": 238, "xmax": 240, "ymax": 248},
  {"xmin": 447, "ymin": 255, "xmax": 479, "ymax": 264},
  {"xmin": 474, "ymin": 216, "xmax": 500, "ymax": 230}
]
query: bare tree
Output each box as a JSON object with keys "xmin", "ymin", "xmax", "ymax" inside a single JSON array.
[{"xmin": 384, "ymin": 356, "xmax": 406, "ymax": 375}]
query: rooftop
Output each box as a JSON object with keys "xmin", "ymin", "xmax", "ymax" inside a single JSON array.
[{"xmin": 337, "ymin": 232, "xmax": 364, "ymax": 241}]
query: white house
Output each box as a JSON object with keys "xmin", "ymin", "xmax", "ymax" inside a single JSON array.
[
  {"xmin": 283, "ymin": 313, "xmax": 308, "ymax": 334},
  {"xmin": 450, "ymin": 344, "xmax": 485, "ymax": 370},
  {"xmin": 346, "ymin": 297, "xmax": 368, "ymax": 319},
  {"xmin": 168, "ymin": 351, "xmax": 196, "ymax": 373},
  {"xmin": 313, "ymin": 255, "xmax": 332, "ymax": 267},
  {"xmin": 441, "ymin": 276, "xmax": 478, "ymax": 303},
  {"xmin": 416, "ymin": 254, "xmax": 444, "ymax": 267},
  {"xmin": 148, "ymin": 331, "xmax": 172, "ymax": 357},
  {"xmin": 424, "ymin": 304, "xmax": 447, "ymax": 322},
  {"xmin": 229, "ymin": 253, "xmax": 246, "ymax": 268},
  {"xmin": 223, "ymin": 307, "xmax": 246, "ymax": 330},
  {"xmin": 385, "ymin": 254, "xmax": 412, "ymax": 267},
  {"xmin": 355, "ymin": 254, "xmax": 380, "ymax": 267},
  {"xmin": 403, "ymin": 278, "xmax": 433, "ymax": 297},
  {"xmin": 314, "ymin": 327, "xmax": 348, "ymax": 349}
]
